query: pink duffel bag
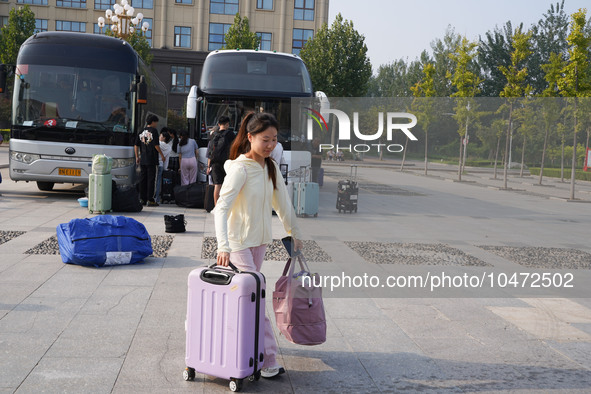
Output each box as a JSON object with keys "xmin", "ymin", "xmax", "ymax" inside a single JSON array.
[{"xmin": 273, "ymin": 254, "xmax": 326, "ymax": 346}]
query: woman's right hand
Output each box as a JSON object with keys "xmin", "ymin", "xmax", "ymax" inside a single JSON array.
[{"xmin": 217, "ymin": 252, "xmax": 230, "ymax": 267}]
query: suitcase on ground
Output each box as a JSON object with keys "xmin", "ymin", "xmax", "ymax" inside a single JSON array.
[
  {"xmin": 56, "ymin": 215, "xmax": 152, "ymax": 267},
  {"xmin": 88, "ymin": 173, "xmax": 112, "ymax": 214},
  {"xmin": 204, "ymin": 184, "xmax": 215, "ymax": 212},
  {"xmin": 161, "ymin": 169, "xmax": 176, "ymax": 203},
  {"xmin": 293, "ymin": 166, "xmax": 319, "ymax": 217},
  {"xmin": 174, "ymin": 182, "xmax": 205, "ymax": 208},
  {"xmin": 336, "ymin": 165, "xmax": 358, "ymax": 213},
  {"xmin": 184, "ymin": 263, "xmax": 265, "ymax": 392}
]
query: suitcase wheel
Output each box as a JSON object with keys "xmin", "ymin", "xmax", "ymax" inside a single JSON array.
[
  {"xmin": 183, "ymin": 367, "xmax": 195, "ymax": 381},
  {"xmin": 229, "ymin": 378, "xmax": 243, "ymax": 392}
]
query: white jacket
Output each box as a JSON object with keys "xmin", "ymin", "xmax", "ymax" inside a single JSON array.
[{"xmin": 214, "ymin": 154, "xmax": 302, "ymax": 253}]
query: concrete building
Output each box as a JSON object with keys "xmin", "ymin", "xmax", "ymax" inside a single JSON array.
[{"xmin": 0, "ymin": 0, "xmax": 329, "ymax": 112}]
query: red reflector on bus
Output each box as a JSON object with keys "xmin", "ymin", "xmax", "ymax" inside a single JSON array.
[{"xmin": 137, "ymin": 99, "xmax": 147, "ymax": 104}]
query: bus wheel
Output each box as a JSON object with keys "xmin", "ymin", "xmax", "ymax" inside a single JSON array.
[{"xmin": 37, "ymin": 181, "xmax": 54, "ymax": 191}]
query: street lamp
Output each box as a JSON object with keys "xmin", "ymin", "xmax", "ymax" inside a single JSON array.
[{"xmin": 98, "ymin": 0, "xmax": 149, "ymax": 39}]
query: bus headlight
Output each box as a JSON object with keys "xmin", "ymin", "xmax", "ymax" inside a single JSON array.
[
  {"xmin": 11, "ymin": 151, "xmax": 41, "ymax": 164},
  {"xmin": 112, "ymin": 158, "xmax": 135, "ymax": 168}
]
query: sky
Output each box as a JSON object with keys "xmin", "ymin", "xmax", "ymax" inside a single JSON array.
[{"xmin": 328, "ymin": 0, "xmax": 591, "ymax": 71}]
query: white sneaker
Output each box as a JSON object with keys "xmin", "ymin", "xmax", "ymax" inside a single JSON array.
[{"xmin": 261, "ymin": 366, "xmax": 285, "ymax": 378}]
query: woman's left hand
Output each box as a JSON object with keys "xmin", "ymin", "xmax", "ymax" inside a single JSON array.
[{"xmin": 293, "ymin": 237, "xmax": 304, "ymax": 252}]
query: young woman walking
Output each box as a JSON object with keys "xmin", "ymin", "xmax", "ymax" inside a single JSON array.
[{"xmin": 214, "ymin": 112, "xmax": 303, "ymax": 379}]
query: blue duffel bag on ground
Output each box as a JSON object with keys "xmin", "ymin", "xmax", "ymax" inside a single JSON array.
[{"xmin": 57, "ymin": 215, "xmax": 153, "ymax": 267}]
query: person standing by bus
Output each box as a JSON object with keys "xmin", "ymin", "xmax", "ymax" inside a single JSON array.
[
  {"xmin": 207, "ymin": 116, "xmax": 235, "ymax": 205},
  {"xmin": 177, "ymin": 130, "xmax": 199, "ymax": 185},
  {"xmin": 135, "ymin": 115, "xmax": 165, "ymax": 206},
  {"xmin": 214, "ymin": 112, "xmax": 303, "ymax": 379}
]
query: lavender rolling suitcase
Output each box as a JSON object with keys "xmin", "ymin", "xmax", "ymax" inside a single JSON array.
[{"xmin": 184, "ymin": 263, "xmax": 265, "ymax": 392}]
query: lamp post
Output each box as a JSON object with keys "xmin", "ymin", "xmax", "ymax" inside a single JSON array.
[{"xmin": 97, "ymin": 0, "xmax": 149, "ymax": 39}]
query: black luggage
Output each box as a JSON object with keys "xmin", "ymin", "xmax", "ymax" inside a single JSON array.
[
  {"xmin": 162, "ymin": 169, "xmax": 177, "ymax": 203},
  {"xmin": 174, "ymin": 182, "xmax": 205, "ymax": 208},
  {"xmin": 204, "ymin": 184, "xmax": 215, "ymax": 213},
  {"xmin": 164, "ymin": 214, "xmax": 186, "ymax": 233},
  {"xmin": 336, "ymin": 166, "xmax": 358, "ymax": 214},
  {"xmin": 111, "ymin": 183, "xmax": 143, "ymax": 212}
]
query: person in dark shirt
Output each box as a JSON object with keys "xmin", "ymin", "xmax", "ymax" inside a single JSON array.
[
  {"xmin": 207, "ymin": 116, "xmax": 235, "ymax": 205},
  {"xmin": 134, "ymin": 115, "xmax": 165, "ymax": 206}
]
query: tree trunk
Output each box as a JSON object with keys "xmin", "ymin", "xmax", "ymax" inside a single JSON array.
[
  {"xmin": 458, "ymin": 135, "xmax": 464, "ymax": 181},
  {"xmin": 539, "ymin": 123, "xmax": 549, "ymax": 185},
  {"xmin": 560, "ymin": 140, "xmax": 565, "ymax": 182},
  {"xmin": 570, "ymin": 101, "xmax": 577, "ymax": 200},
  {"xmin": 400, "ymin": 136, "xmax": 408, "ymax": 171},
  {"xmin": 493, "ymin": 135, "xmax": 501, "ymax": 179},
  {"xmin": 503, "ymin": 105, "xmax": 513, "ymax": 189},
  {"xmin": 519, "ymin": 135, "xmax": 526, "ymax": 178},
  {"xmin": 424, "ymin": 129, "xmax": 429, "ymax": 176}
]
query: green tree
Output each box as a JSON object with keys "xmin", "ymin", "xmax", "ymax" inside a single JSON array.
[
  {"xmin": 499, "ymin": 26, "xmax": 532, "ymax": 189},
  {"xmin": 538, "ymin": 52, "xmax": 565, "ymax": 185},
  {"xmin": 558, "ymin": 9, "xmax": 591, "ymax": 200},
  {"xmin": 430, "ymin": 27, "xmax": 461, "ymax": 96},
  {"xmin": 104, "ymin": 29, "xmax": 153, "ymax": 65},
  {"xmin": 411, "ymin": 62, "xmax": 437, "ymax": 175},
  {"xmin": 478, "ymin": 22, "xmax": 514, "ymax": 97},
  {"xmin": 448, "ymin": 36, "xmax": 482, "ymax": 180},
  {"xmin": 299, "ymin": 13, "xmax": 372, "ymax": 97},
  {"xmin": 222, "ymin": 13, "xmax": 260, "ymax": 50},
  {"xmin": 0, "ymin": 5, "xmax": 36, "ymax": 66}
]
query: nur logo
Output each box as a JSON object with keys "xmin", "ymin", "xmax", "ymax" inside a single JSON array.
[{"xmin": 305, "ymin": 107, "xmax": 419, "ymax": 153}]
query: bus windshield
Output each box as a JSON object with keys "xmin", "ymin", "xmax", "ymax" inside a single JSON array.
[
  {"xmin": 13, "ymin": 64, "xmax": 133, "ymax": 134},
  {"xmin": 202, "ymin": 96, "xmax": 295, "ymax": 143},
  {"xmin": 200, "ymin": 52, "xmax": 313, "ymax": 96}
]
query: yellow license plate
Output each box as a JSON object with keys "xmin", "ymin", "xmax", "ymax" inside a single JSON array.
[{"xmin": 58, "ymin": 168, "xmax": 81, "ymax": 176}]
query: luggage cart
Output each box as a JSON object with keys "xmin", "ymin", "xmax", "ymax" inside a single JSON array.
[{"xmin": 336, "ymin": 165, "xmax": 358, "ymax": 214}]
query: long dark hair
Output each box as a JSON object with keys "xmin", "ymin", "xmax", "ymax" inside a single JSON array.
[
  {"xmin": 230, "ymin": 112, "xmax": 279, "ymax": 190},
  {"xmin": 170, "ymin": 129, "xmax": 179, "ymax": 152},
  {"xmin": 179, "ymin": 130, "xmax": 189, "ymax": 147}
]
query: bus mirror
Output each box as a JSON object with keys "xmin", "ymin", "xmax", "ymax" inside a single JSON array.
[
  {"xmin": 0, "ymin": 65, "xmax": 7, "ymax": 94},
  {"xmin": 315, "ymin": 91, "xmax": 329, "ymax": 111},
  {"xmin": 187, "ymin": 85, "xmax": 199, "ymax": 119},
  {"xmin": 137, "ymin": 76, "xmax": 147, "ymax": 104}
]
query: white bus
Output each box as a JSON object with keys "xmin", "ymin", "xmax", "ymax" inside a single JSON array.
[{"xmin": 1, "ymin": 31, "xmax": 167, "ymax": 191}]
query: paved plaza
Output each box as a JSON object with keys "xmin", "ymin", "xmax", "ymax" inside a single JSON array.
[{"xmin": 1, "ymin": 146, "xmax": 591, "ymax": 393}]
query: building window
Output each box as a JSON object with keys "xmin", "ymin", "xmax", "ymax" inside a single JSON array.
[
  {"xmin": 35, "ymin": 19, "xmax": 48, "ymax": 33},
  {"xmin": 56, "ymin": 20, "xmax": 86, "ymax": 32},
  {"xmin": 17, "ymin": 0, "xmax": 48, "ymax": 5},
  {"xmin": 294, "ymin": 0, "xmax": 314, "ymax": 21},
  {"xmin": 57, "ymin": 0, "xmax": 86, "ymax": 8},
  {"xmin": 132, "ymin": 0, "xmax": 153, "ymax": 8},
  {"xmin": 171, "ymin": 66, "xmax": 192, "ymax": 93},
  {"xmin": 174, "ymin": 26, "xmax": 191, "ymax": 48},
  {"xmin": 256, "ymin": 0, "xmax": 272, "ymax": 10},
  {"xmin": 175, "ymin": 0, "xmax": 193, "ymax": 3},
  {"xmin": 292, "ymin": 28, "xmax": 313, "ymax": 55},
  {"xmin": 0, "ymin": 16, "xmax": 9, "ymax": 28},
  {"xmin": 95, "ymin": 0, "xmax": 115, "ymax": 10},
  {"xmin": 208, "ymin": 23, "xmax": 231, "ymax": 51},
  {"xmin": 257, "ymin": 32, "xmax": 272, "ymax": 51},
  {"xmin": 210, "ymin": 0, "xmax": 238, "ymax": 15}
]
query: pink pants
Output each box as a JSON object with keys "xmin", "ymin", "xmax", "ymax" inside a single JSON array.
[
  {"xmin": 230, "ymin": 245, "xmax": 279, "ymax": 368},
  {"xmin": 180, "ymin": 157, "xmax": 197, "ymax": 185}
]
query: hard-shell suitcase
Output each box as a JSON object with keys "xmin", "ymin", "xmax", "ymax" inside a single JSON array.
[
  {"xmin": 161, "ymin": 169, "xmax": 176, "ymax": 203},
  {"xmin": 293, "ymin": 166, "xmax": 319, "ymax": 217},
  {"xmin": 88, "ymin": 173, "xmax": 112, "ymax": 214},
  {"xmin": 184, "ymin": 263, "xmax": 265, "ymax": 392},
  {"xmin": 204, "ymin": 176, "xmax": 215, "ymax": 213}
]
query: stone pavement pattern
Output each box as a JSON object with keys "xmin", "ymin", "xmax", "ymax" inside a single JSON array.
[{"xmin": 1, "ymin": 154, "xmax": 591, "ymax": 393}]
